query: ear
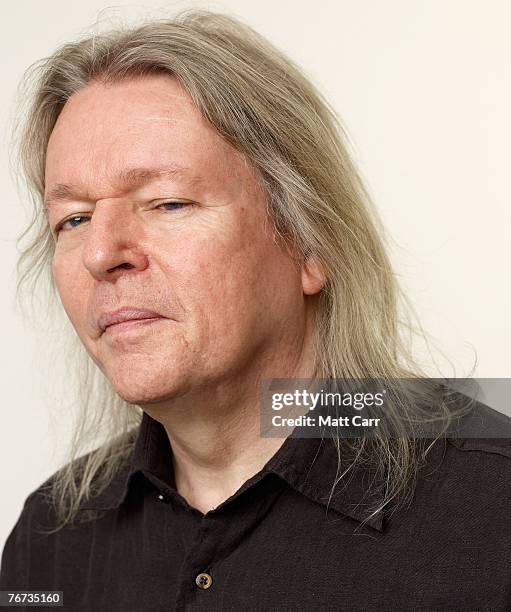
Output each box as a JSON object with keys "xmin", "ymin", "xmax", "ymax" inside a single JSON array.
[{"xmin": 301, "ymin": 255, "xmax": 327, "ymax": 296}]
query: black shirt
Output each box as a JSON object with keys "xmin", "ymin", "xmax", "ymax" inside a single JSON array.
[{"xmin": 1, "ymin": 408, "xmax": 511, "ymax": 611}]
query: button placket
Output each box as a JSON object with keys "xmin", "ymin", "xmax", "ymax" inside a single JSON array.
[{"xmin": 175, "ymin": 516, "xmax": 223, "ymax": 608}]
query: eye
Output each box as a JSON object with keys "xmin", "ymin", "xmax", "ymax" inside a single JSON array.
[
  {"xmin": 53, "ymin": 201, "xmax": 191, "ymax": 235},
  {"xmin": 55, "ymin": 215, "xmax": 90, "ymax": 234},
  {"xmin": 157, "ymin": 201, "xmax": 190, "ymax": 212}
]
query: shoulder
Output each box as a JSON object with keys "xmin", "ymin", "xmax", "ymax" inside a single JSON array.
[
  {"xmin": 394, "ymin": 405, "xmax": 511, "ymax": 548},
  {"xmin": 413, "ymin": 401, "xmax": 511, "ymax": 514},
  {"xmin": 448, "ymin": 436, "xmax": 511, "ymax": 461},
  {"xmin": 0, "ymin": 430, "xmax": 137, "ymax": 588},
  {"xmin": 417, "ymin": 403, "xmax": 511, "ymax": 521},
  {"xmin": 0, "ymin": 477, "xmax": 57, "ymax": 589},
  {"xmin": 20, "ymin": 425, "xmax": 138, "ymax": 516},
  {"xmin": 443, "ymin": 431, "xmax": 511, "ymax": 498},
  {"xmin": 446, "ymin": 400, "xmax": 511, "ymax": 461}
]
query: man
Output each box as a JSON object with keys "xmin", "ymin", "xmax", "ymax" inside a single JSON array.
[{"xmin": 1, "ymin": 10, "xmax": 510, "ymax": 611}]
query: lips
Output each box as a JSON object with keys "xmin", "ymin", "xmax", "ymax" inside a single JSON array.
[{"xmin": 98, "ymin": 308, "xmax": 164, "ymax": 333}]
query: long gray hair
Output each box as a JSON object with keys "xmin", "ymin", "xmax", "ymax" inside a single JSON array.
[{"xmin": 13, "ymin": 10, "xmax": 470, "ymax": 532}]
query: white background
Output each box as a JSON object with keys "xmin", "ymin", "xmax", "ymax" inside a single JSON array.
[{"xmin": 1, "ymin": 0, "xmax": 510, "ymax": 551}]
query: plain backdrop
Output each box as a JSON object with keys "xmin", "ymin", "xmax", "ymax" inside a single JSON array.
[{"xmin": 1, "ymin": 0, "xmax": 510, "ymax": 552}]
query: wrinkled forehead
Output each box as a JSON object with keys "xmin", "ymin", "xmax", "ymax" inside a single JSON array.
[{"xmin": 44, "ymin": 74, "xmax": 254, "ymax": 201}]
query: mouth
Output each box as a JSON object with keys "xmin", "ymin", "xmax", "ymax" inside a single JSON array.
[
  {"xmin": 98, "ymin": 308, "xmax": 166, "ymax": 336},
  {"xmin": 103, "ymin": 316, "xmax": 164, "ymax": 336}
]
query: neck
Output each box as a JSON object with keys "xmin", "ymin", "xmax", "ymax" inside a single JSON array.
[{"xmin": 141, "ymin": 309, "xmax": 317, "ymax": 514}]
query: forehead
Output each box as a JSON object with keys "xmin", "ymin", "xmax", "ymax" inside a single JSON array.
[{"xmin": 44, "ymin": 74, "xmax": 246, "ymax": 197}]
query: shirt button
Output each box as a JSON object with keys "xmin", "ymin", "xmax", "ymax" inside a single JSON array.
[{"xmin": 195, "ymin": 572, "xmax": 213, "ymax": 590}]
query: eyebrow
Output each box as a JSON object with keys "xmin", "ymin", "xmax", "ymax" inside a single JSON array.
[{"xmin": 43, "ymin": 164, "xmax": 204, "ymax": 209}]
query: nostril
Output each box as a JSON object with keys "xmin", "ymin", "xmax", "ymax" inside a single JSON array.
[{"xmin": 107, "ymin": 262, "xmax": 135, "ymax": 272}]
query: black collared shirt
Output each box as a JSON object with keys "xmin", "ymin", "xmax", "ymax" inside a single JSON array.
[{"xmin": 1, "ymin": 408, "xmax": 511, "ymax": 611}]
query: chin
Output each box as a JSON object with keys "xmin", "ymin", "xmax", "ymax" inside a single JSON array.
[{"xmin": 108, "ymin": 373, "xmax": 187, "ymax": 406}]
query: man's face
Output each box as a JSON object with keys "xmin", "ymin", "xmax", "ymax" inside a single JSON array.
[{"xmin": 44, "ymin": 74, "xmax": 314, "ymax": 405}]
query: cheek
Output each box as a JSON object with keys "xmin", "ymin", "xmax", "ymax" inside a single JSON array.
[
  {"xmin": 168, "ymin": 231, "xmax": 298, "ymax": 331},
  {"xmin": 52, "ymin": 254, "xmax": 89, "ymax": 322},
  {"xmin": 172, "ymin": 228, "xmax": 259, "ymax": 290}
]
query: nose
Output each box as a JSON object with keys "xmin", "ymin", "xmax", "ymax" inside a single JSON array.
[{"xmin": 81, "ymin": 199, "xmax": 149, "ymax": 282}]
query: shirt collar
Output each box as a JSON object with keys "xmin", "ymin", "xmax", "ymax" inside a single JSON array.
[
  {"xmin": 263, "ymin": 434, "xmax": 386, "ymax": 530},
  {"xmin": 81, "ymin": 410, "xmax": 386, "ymax": 531}
]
